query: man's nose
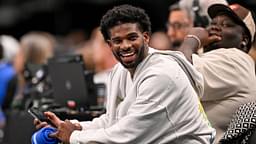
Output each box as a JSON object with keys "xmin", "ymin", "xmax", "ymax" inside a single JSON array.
[
  {"xmin": 120, "ymin": 40, "xmax": 132, "ymax": 49},
  {"xmin": 167, "ymin": 27, "xmax": 176, "ymax": 39},
  {"xmin": 208, "ymin": 24, "xmax": 221, "ymax": 32}
]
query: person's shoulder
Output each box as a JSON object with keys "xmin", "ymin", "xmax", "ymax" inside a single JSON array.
[
  {"xmin": 196, "ymin": 48, "xmax": 247, "ymax": 60},
  {"xmin": 143, "ymin": 52, "xmax": 182, "ymax": 76},
  {"xmin": 194, "ymin": 48, "xmax": 255, "ymax": 71},
  {"xmin": 207, "ymin": 48, "xmax": 253, "ymax": 62},
  {"xmin": 111, "ymin": 63, "xmax": 124, "ymax": 72},
  {"xmin": 109, "ymin": 63, "xmax": 129, "ymax": 78},
  {"xmin": 149, "ymin": 53, "xmax": 177, "ymax": 68},
  {"xmin": 149, "ymin": 49, "xmax": 186, "ymax": 67},
  {"xmin": 202, "ymin": 48, "xmax": 244, "ymax": 55}
]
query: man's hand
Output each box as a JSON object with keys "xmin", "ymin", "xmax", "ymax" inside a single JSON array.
[
  {"xmin": 33, "ymin": 111, "xmax": 82, "ymax": 143},
  {"xmin": 50, "ymin": 120, "xmax": 81, "ymax": 143},
  {"xmin": 44, "ymin": 111, "xmax": 63, "ymax": 127},
  {"xmin": 33, "ymin": 118, "xmax": 48, "ymax": 130},
  {"xmin": 44, "ymin": 111, "xmax": 82, "ymax": 143},
  {"xmin": 33, "ymin": 111, "xmax": 63, "ymax": 130},
  {"xmin": 187, "ymin": 27, "xmax": 221, "ymax": 47},
  {"xmin": 178, "ymin": 27, "xmax": 222, "ymax": 62}
]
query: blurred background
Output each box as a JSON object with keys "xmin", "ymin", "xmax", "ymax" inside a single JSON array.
[
  {"xmin": 0, "ymin": 0, "xmax": 255, "ymax": 39},
  {"xmin": 0, "ymin": 0, "xmax": 255, "ymax": 143}
]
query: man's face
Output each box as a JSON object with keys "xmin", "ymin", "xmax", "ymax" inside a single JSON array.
[
  {"xmin": 107, "ymin": 23, "xmax": 149, "ymax": 70},
  {"xmin": 204, "ymin": 14, "xmax": 245, "ymax": 52},
  {"xmin": 167, "ymin": 10, "xmax": 193, "ymax": 49}
]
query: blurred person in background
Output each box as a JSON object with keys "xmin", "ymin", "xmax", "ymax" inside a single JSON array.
[
  {"xmin": 17, "ymin": 31, "xmax": 56, "ymax": 108},
  {"xmin": 149, "ymin": 31, "xmax": 171, "ymax": 50},
  {"xmin": 75, "ymin": 40, "xmax": 95, "ymax": 72},
  {"xmin": 179, "ymin": 0, "xmax": 228, "ymax": 27},
  {"xmin": 75, "ymin": 27, "xmax": 117, "ymax": 107},
  {"xmin": 0, "ymin": 35, "xmax": 24, "ymax": 135},
  {"xmin": 20, "ymin": 31, "xmax": 56, "ymax": 86},
  {"xmin": 0, "ymin": 41, "xmax": 2, "ymax": 57},
  {"xmin": 167, "ymin": 2, "xmax": 194, "ymax": 50},
  {"xmin": 58, "ymin": 29, "xmax": 89, "ymax": 56},
  {"xmin": 178, "ymin": 3, "xmax": 256, "ymax": 143},
  {"xmin": 91, "ymin": 27, "xmax": 117, "ymax": 107},
  {"xmin": 20, "ymin": 31, "xmax": 55, "ymax": 65},
  {"xmin": 0, "ymin": 41, "xmax": 6, "ymax": 141},
  {"xmin": 90, "ymin": 27, "xmax": 117, "ymax": 85},
  {"xmin": 167, "ymin": 0, "xmax": 228, "ymax": 51},
  {"xmin": 0, "ymin": 35, "xmax": 23, "ymax": 110}
]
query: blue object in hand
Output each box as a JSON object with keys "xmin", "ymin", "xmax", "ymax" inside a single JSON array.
[{"xmin": 31, "ymin": 127, "xmax": 60, "ymax": 144}]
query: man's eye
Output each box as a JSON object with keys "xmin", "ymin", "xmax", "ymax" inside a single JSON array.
[
  {"xmin": 129, "ymin": 36, "xmax": 138, "ymax": 41},
  {"xmin": 221, "ymin": 23, "xmax": 228, "ymax": 27},
  {"xmin": 172, "ymin": 23, "xmax": 182, "ymax": 29},
  {"xmin": 221, "ymin": 23, "xmax": 234, "ymax": 27},
  {"xmin": 210, "ymin": 22, "xmax": 216, "ymax": 25},
  {"xmin": 112, "ymin": 40, "xmax": 121, "ymax": 44},
  {"xmin": 167, "ymin": 22, "xmax": 189, "ymax": 30}
]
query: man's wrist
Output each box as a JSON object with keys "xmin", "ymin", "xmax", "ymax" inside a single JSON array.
[{"xmin": 185, "ymin": 34, "xmax": 201, "ymax": 51}]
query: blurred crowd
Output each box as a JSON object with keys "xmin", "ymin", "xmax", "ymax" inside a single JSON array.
[
  {"xmin": 0, "ymin": 26, "xmax": 117, "ymax": 134},
  {"xmin": 0, "ymin": 0, "xmax": 256, "ymax": 143}
]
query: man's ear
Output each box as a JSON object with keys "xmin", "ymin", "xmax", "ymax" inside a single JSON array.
[
  {"xmin": 244, "ymin": 38, "xmax": 249, "ymax": 46},
  {"xmin": 106, "ymin": 40, "xmax": 112, "ymax": 47},
  {"xmin": 241, "ymin": 34, "xmax": 250, "ymax": 52},
  {"xmin": 143, "ymin": 32, "xmax": 150, "ymax": 44},
  {"xmin": 242, "ymin": 33, "xmax": 250, "ymax": 45}
]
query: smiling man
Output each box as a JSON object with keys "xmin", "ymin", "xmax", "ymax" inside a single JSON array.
[
  {"xmin": 107, "ymin": 23, "xmax": 148, "ymax": 75},
  {"xmin": 34, "ymin": 4, "xmax": 215, "ymax": 144}
]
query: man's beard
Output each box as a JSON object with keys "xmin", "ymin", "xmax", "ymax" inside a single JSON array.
[
  {"xmin": 121, "ymin": 45, "xmax": 145, "ymax": 69},
  {"xmin": 113, "ymin": 45, "xmax": 146, "ymax": 69}
]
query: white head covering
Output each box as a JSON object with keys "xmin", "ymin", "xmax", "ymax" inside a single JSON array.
[
  {"xmin": 179, "ymin": 0, "xmax": 228, "ymax": 25},
  {"xmin": 0, "ymin": 35, "xmax": 20, "ymax": 62}
]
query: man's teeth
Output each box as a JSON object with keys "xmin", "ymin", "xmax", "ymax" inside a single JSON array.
[{"xmin": 121, "ymin": 52, "xmax": 134, "ymax": 57}]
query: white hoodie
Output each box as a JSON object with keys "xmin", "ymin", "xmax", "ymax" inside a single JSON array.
[{"xmin": 70, "ymin": 48, "xmax": 214, "ymax": 144}]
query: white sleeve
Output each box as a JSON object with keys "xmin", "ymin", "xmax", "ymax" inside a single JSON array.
[
  {"xmin": 69, "ymin": 74, "xmax": 176, "ymax": 144},
  {"xmin": 76, "ymin": 113, "xmax": 109, "ymax": 130},
  {"xmin": 70, "ymin": 114, "xmax": 108, "ymax": 130}
]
